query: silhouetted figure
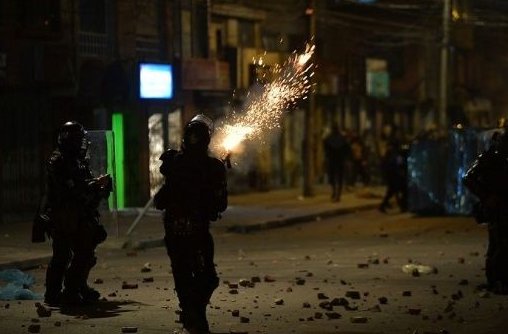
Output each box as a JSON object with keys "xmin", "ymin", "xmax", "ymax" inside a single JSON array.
[
  {"xmin": 464, "ymin": 129, "xmax": 508, "ymax": 294},
  {"xmin": 35, "ymin": 121, "xmax": 111, "ymax": 306},
  {"xmin": 378, "ymin": 142, "xmax": 404, "ymax": 213},
  {"xmin": 350, "ymin": 134, "xmax": 370, "ymax": 186},
  {"xmin": 155, "ymin": 114, "xmax": 228, "ymax": 334},
  {"xmin": 323, "ymin": 124, "xmax": 349, "ymax": 201}
]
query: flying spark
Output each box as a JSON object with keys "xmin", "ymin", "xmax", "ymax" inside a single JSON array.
[{"xmin": 215, "ymin": 43, "xmax": 315, "ymax": 156}]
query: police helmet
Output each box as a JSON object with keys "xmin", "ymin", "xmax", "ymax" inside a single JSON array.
[
  {"xmin": 57, "ymin": 121, "xmax": 89, "ymax": 157},
  {"xmin": 182, "ymin": 114, "xmax": 213, "ymax": 151}
]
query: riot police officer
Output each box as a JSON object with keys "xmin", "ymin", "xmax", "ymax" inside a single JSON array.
[
  {"xmin": 155, "ymin": 114, "xmax": 227, "ymax": 334},
  {"xmin": 39, "ymin": 121, "xmax": 111, "ymax": 306},
  {"xmin": 464, "ymin": 129, "xmax": 508, "ymax": 294}
]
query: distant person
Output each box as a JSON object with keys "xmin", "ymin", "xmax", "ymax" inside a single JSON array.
[
  {"xmin": 378, "ymin": 141, "xmax": 404, "ymax": 213},
  {"xmin": 155, "ymin": 114, "xmax": 228, "ymax": 333},
  {"xmin": 350, "ymin": 134, "xmax": 370, "ymax": 186},
  {"xmin": 323, "ymin": 124, "xmax": 350, "ymax": 202},
  {"xmin": 464, "ymin": 129, "xmax": 508, "ymax": 294},
  {"xmin": 33, "ymin": 121, "xmax": 111, "ymax": 306}
]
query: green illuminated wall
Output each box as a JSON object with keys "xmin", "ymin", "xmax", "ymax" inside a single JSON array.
[{"xmin": 112, "ymin": 113, "xmax": 125, "ymax": 209}]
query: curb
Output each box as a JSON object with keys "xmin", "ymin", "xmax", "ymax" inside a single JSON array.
[
  {"xmin": 225, "ymin": 203, "xmax": 379, "ymax": 233},
  {"xmin": 0, "ymin": 255, "xmax": 52, "ymax": 271},
  {"xmin": 130, "ymin": 203, "xmax": 379, "ymax": 250}
]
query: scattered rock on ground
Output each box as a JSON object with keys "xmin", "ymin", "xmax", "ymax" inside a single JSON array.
[
  {"xmin": 35, "ymin": 303, "xmax": 51, "ymax": 317},
  {"xmin": 122, "ymin": 282, "xmax": 138, "ymax": 289}
]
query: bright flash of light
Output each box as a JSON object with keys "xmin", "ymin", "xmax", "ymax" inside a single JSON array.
[
  {"xmin": 222, "ymin": 125, "xmax": 254, "ymax": 152},
  {"xmin": 216, "ymin": 42, "xmax": 315, "ymax": 156}
]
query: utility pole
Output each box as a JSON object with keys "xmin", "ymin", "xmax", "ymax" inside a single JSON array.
[
  {"xmin": 303, "ymin": 0, "xmax": 316, "ymax": 197},
  {"xmin": 439, "ymin": 0, "xmax": 451, "ymax": 129}
]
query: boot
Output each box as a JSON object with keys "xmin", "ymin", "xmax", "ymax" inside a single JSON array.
[
  {"xmin": 60, "ymin": 289, "xmax": 84, "ymax": 306},
  {"xmin": 44, "ymin": 291, "xmax": 62, "ymax": 307},
  {"xmin": 80, "ymin": 285, "xmax": 101, "ymax": 302},
  {"xmin": 44, "ymin": 264, "xmax": 66, "ymax": 307}
]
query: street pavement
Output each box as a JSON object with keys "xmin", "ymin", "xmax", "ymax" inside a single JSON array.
[
  {"xmin": 0, "ymin": 185, "xmax": 384, "ymax": 270},
  {"xmin": 1, "ymin": 209, "xmax": 506, "ymax": 334}
]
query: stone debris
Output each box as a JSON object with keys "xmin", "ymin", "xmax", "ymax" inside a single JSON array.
[
  {"xmin": 317, "ymin": 292, "xmax": 329, "ymax": 300},
  {"xmin": 121, "ymin": 326, "xmax": 138, "ymax": 333},
  {"xmin": 229, "ymin": 289, "xmax": 239, "ymax": 295},
  {"xmin": 35, "ymin": 302, "xmax": 51, "ymax": 317},
  {"xmin": 126, "ymin": 251, "xmax": 137, "ymax": 257},
  {"xmin": 378, "ymin": 297, "xmax": 388, "ymax": 304},
  {"xmin": 238, "ymin": 279, "xmax": 250, "ymax": 287},
  {"xmin": 94, "ymin": 278, "xmax": 104, "ymax": 284},
  {"xmin": 331, "ymin": 298, "xmax": 349, "ymax": 306},
  {"xmin": 325, "ymin": 312, "xmax": 342, "ymax": 319},
  {"xmin": 5, "ymin": 303, "xmax": 10, "ymax": 309},
  {"xmin": 459, "ymin": 279, "xmax": 469, "ymax": 285},
  {"xmin": 479, "ymin": 291, "xmax": 490, "ymax": 298},
  {"xmin": 274, "ymin": 298, "xmax": 284, "ymax": 305},
  {"xmin": 264, "ymin": 275, "xmax": 276, "ymax": 283},
  {"xmin": 444, "ymin": 302, "xmax": 454, "ymax": 313},
  {"xmin": 319, "ymin": 301, "xmax": 333, "ymax": 311},
  {"xmin": 141, "ymin": 263, "xmax": 152, "ymax": 273},
  {"xmin": 451, "ymin": 290, "xmax": 463, "ymax": 300},
  {"xmin": 402, "ymin": 291, "xmax": 412, "ymax": 297},
  {"xmin": 402, "ymin": 264, "xmax": 435, "ymax": 275},
  {"xmin": 286, "ymin": 287, "xmax": 292, "ymax": 292},
  {"xmin": 345, "ymin": 291, "xmax": 361, "ymax": 299},
  {"xmin": 314, "ymin": 312, "xmax": 323, "ymax": 319},
  {"xmin": 302, "ymin": 302, "xmax": 311, "ymax": 308},
  {"xmin": 54, "ymin": 321, "xmax": 62, "ymax": 327},
  {"xmin": 295, "ymin": 278, "xmax": 306, "ymax": 285},
  {"xmin": 345, "ymin": 304, "xmax": 359, "ymax": 311},
  {"xmin": 458, "ymin": 257, "xmax": 465, "ymax": 264},
  {"xmin": 228, "ymin": 283, "xmax": 239, "ymax": 289},
  {"xmin": 108, "ymin": 292, "xmax": 117, "ymax": 297},
  {"xmin": 350, "ymin": 316, "xmax": 368, "ymax": 323},
  {"xmin": 306, "ymin": 272, "xmax": 314, "ymax": 277},
  {"xmin": 232, "ymin": 310, "xmax": 240, "ymax": 317},
  {"xmin": 357, "ymin": 263, "xmax": 369, "ymax": 269},
  {"xmin": 142, "ymin": 277, "xmax": 154, "ymax": 283},
  {"xmin": 28, "ymin": 324, "xmax": 41, "ymax": 333},
  {"xmin": 368, "ymin": 305, "xmax": 382, "ymax": 312},
  {"xmin": 240, "ymin": 316, "xmax": 250, "ymax": 323},
  {"xmin": 122, "ymin": 282, "xmax": 138, "ymax": 289},
  {"xmin": 408, "ymin": 308, "xmax": 422, "ymax": 315},
  {"xmin": 251, "ymin": 276, "xmax": 261, "ymax": 283}
]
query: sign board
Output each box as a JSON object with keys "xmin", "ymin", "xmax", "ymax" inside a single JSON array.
[
  {"xmin": 182, "ymin": 59, "xmax": 230, "ymax": 91},
  {"xmin": 366, "ymin": 58, "xmax": 390, "ymax": 98}
]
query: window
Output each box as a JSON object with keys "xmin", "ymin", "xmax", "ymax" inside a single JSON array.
[{"xmin": 239, "ymin": 21, "xmax": 255, "ymax": 48}]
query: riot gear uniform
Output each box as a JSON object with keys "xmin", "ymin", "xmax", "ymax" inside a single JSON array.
[
  {"xmin": 464, "ymin": 130, "xmax": 508, "ymax": 293},
  {"xmin": 40, "ymin": 121, "xmax": 111, "ymax": 305},
  {"xmin": 155, "ymin": 115, "xmax": 227, "ymax": 334}
]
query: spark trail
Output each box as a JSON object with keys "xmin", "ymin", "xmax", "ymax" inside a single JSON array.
[{"xmin": 213, "ymin": 43, "xmax": 315, "ymax": 157}]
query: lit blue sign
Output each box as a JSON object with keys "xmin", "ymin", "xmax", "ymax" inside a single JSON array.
[{"xmin": 139, "ymin": 63, "xmax": 174, "ymax": 99}]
